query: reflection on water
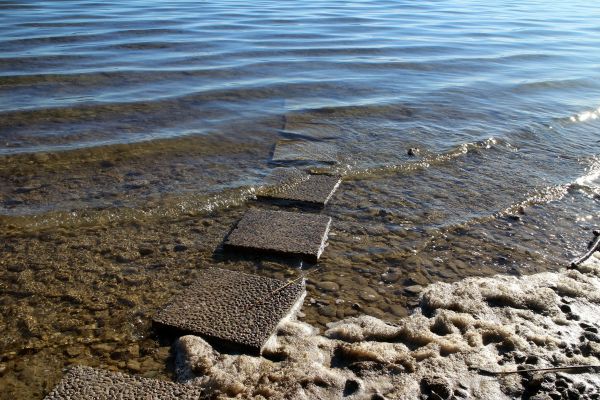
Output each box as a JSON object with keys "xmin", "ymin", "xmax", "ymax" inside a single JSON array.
[{"xmin": 1, "ymin": 0, "xmax": 600, "ymax": 398}]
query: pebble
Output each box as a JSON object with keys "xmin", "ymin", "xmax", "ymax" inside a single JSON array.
[
  {"xmin": 173, "ymin": 244, "xmax": 188, "ymax": 252},
  {"xmin": 421, "ymin": 376, "xmax": 452, "ymax": 399},
  {"xmin": 359, "ymin": 287, "xmax": 381, "ymax": 302},
  {"xmin": 127, "ymin": 359, "xmax": 141, "ymax": 372},
  {"xmin": 388, "ymin": 304, "xmax": 408, "ymax": 317},
  {"xmin": 381, "ymin": 272, "xmax": 401, "ymax": 284},
  {"xmin": 65, "ymin": 345, "xmax": 84, "ymax": 358},
  {"xmin": 91, "ymin": 343, "xmax": 115, "ymax": 353},
  {"xmin": 407, "ymin": 148, "xmax": 420, "ymax": 156},
  {"xmin": 404, "ymin": 285, "xmax": 423, "ymax": 295},
  {"xmin": 138, "ymin": 247, "xmax": 153, "ymax": 256},
  {"xmin": 318, "ymin": 306, "xmax": 337, "ymax": 318},
  {"xmin": 317, "ymin": 281, "xmax": 340, "ymax": 292}
]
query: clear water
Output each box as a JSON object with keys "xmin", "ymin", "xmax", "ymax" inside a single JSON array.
[{"xmin": 1, "ymin": 1, "xmax": 600, "ymax": 398}]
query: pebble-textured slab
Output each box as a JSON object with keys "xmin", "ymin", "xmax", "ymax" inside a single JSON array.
[
  {"xmin": 258, "ymin": 174, "xmax": 341, "ymax": 207},
  {"xmin": 153, "ymin": 267, "xmax": 305, "ymax": 354},
  {"xmin": 272, "ymin": 139, "xmax": 338, "ymax": 163},
  {"xmin": 281, "ymin": 113, "xmax": 343, "ymax": 140},
  {"xmin": 44, "ymin": 366, "xmax": 201, "ymax": 400},
  {"xmin": 224, "ymin": 209, "xmax": 332, "ymax": 262}
]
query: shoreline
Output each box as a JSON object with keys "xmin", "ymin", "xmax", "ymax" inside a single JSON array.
[{"xmin": 175, "ymin": 255, "xmax": 600, "ymax": 399}]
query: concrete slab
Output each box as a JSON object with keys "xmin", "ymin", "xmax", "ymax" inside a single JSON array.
[
  {"xmin": 258, "ymin": 174, "xmax": 341, "ymax": 208},
  {"xmin": 44, "ymin": 366, "xmax": 201, "ymax": 400},
  {"xmin": 281, "ymin": 113, "xmax": 343, "ymax": 140},
  {"xmin": 153, "ymin": 268, "xmax": 305, "ymax": 354},
  {"xmin": 260, "ymin": 167, "xmax": 309, "ymax": 193},
  {"xmin": 272, "ymin": 139, "xmax": 338, "ymax": 164},
  {"xmin": 224, "ymin": 209, "xmax": 332, "ymax": 262}
]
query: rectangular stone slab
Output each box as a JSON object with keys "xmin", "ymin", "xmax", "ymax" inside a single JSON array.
[
  {"xmin": 44, "ymin": 366, "xmax": 201, "ymax": 400},
  {"xmin": 272, "ymin": 139, "xmax": 339, "ymax": 164},
  {"xmin": 153, "ymin": 267, "xmax": 305, "ymax": 354},
  {"xmin": 224, "ymin": 209, "xmax": 332, "ymax": 262},
  {"xmin": 258, "ymin": 174, "xmax": 341, "ymax": 208},
  {"xmin": 281, "ymin": 113, "xmax": 343, "ymax": 140}
]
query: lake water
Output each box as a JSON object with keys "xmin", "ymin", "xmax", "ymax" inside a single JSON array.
[{"xmin": 1, "ymin": 0, "xmax": 600, "ymax": 398}]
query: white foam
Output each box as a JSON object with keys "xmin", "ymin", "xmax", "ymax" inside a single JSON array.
[{"xmin": 175, "ymin": 258, "xmax": 600, "ymax": 398}]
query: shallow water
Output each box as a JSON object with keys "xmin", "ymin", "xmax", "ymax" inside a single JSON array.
[{"xmin": 1, "ymin": 0, "xmax": 600, "ymax": 398}]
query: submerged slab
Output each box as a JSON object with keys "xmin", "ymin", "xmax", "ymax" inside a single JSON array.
[
  {"xmin": 44, "ymin": 366, "xmax": 201, "ymax": 400},
  {"xmin": 224, "ymin": 209, "xmax": 332, "ymax": 262},
  {"xmin": 153, "ymin": 267, "xmax": 305, "ymax": 354},
  {"xmin": 281, "ymin": 113, "xmax": 343, "ymax": 140},
  {"xmin": 272, "ymin": 139, "xmax": 339, "ymax": 164},
  {"xmin": 258, "ymin": 173, "xmax": 341, "ymax": 208}
]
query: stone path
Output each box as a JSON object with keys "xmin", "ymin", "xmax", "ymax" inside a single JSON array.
[{"xmin": 45, "ymin": 111, "xmax": 345, "ymax": 399}]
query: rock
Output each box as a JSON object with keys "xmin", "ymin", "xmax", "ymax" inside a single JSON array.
[
  {"xmin": 381, "ymin": 272, "xmax": 401, "ymax": 284},
  {"xmin": 405, "ymin": 285, "xmax": 423, "ymax": 295},
  {"xmin": 318, "ymin": 306, "xmax": 337, "ymax": 318},
  {"xmin": 388, "ymin": 304, "xmax": 408, "ymax": 317},
  {"xmin": 127, "ymin": 360, "xmax": 141, "ymax": 372},
  {"xmin": 138, "ymin": 247, "xmax": 153, "ymax": 256},
  {"xmin": 92, "ymin": 343, "xmax": 116, "ymax": 354},
  {"xmin": 173, "ymin": 244, "xmax": 188, "ymax": 252},
  {"xmin": 343, "ymin": 379, "xmax": 361, "ymax": 396},
  {"xmin": 124, "ymin": 180, "xmax": 149, "ymax": 189},
  {"xmin": 359, "ymin": 288, "xmax": 381, "ymax": 302},
  {"xmin": 421, "ymin": 376, "xmax": 452, "ymax": 399},
  {"xmin": 317, "ymin": 281, "xmax": 340, "ymax": 292},
  {"xmin": 65, "ymin": 345, "xmax": 84, "ymax": 358}
]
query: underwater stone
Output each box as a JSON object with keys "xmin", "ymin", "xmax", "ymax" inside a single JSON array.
[
  {"xmin": 272, "ymin": 139, "xmax": 339, "ymax": 164},
  {"xmin": 224, "ymin": 209, "xmax": 332, "ymax": 262},
  {"xmin": 44, "ymin": 365, "xmax": 202, "ymax": 399},
  {"xmin": 258, "ymin": 173, "xmax": 341, "ymax": 208},
  {"xmin": 153, "ymin": 267, "xmax": 305, "ymax": 354},
  {"xmin": 282, "ymin": 113, "xmax": 343, "ymax": 140}
]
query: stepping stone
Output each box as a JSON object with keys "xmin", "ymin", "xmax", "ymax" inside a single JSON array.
[
  {"xmin": 258, "ymin": 173, "xmax": 341, "ymax": 208},
  {"xmin": 260, "ymin": 167, "xmax": 309, "ymax": 192},
  {"xmin": 224, "ymin": 209, "xmax": 332, "ymax": 262},
  {"xmin": 281, "ymin": 113, "xmax": 343, "ymax": 140},
  {"xmin": 153, "ymin": 268, "xmax": 305, "ymax": 354},
  {"xmin": 272, "ymin": 139, "xmax": 338, "ymax": 164},
  {"xmin": 44, "ymin": 366, "xmax": 201, "ymax": 400}
]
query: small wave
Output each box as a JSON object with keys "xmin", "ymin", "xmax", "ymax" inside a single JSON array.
[
  {"xmin": 572, "ymin": 155, "xmax": 600, "ymax": 197},
  {"xmin": 569, "ymin": 106, "xmax": 600, "ymax": 123},
  {"xmin": 0, "ymin": 186, "xmax": 257, "ymax": 233},
  {"xmin": 320, "ymin": 137, "xmax": 503, "ymax": 180}
]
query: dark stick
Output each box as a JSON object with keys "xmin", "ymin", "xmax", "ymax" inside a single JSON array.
[
  {"xmin": 476, "ymin": 364, "xmax": 600, "ymax": 376},
  {"xmin": 571, "ymin": 231, "xmax": 600, "ymax": 268}
]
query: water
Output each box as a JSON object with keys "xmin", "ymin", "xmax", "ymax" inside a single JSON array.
[{"xmin": 1, "ymin": 0, "xmax": 600, "ymax": 398}]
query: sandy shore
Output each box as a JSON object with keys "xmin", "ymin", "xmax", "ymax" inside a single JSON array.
[{"xmin": 175, "ymin": 254, "xmax": 600, "ymax": 399}]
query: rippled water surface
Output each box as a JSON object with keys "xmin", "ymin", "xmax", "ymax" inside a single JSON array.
[{"xmin": 1, "ymin": 0, "xmax": 600, "ymax": 398}]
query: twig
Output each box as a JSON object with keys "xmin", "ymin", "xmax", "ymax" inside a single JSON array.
[
  {"xmin": 244, "ymin": 267, "xmax": 320, "ymax": 311},
  {"xmin": 475, "ymin": 364, "xmax": 600, "ymax": 376},
  {"xmin": 570, "ymin": 230, "xmax": 600, "ymax": 267}
]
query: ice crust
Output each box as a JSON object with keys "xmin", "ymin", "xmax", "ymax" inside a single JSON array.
[{"xmin": 176, "ymin": 256, "xmax": 600, "ymax": 399}]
